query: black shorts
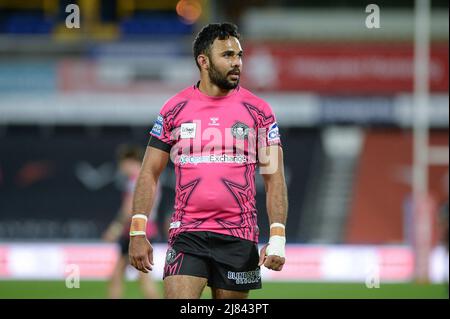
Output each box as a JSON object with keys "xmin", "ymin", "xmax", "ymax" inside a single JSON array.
[{"xmin": 163, "ymin": 231, "xmax": 262, "ymax": 291}]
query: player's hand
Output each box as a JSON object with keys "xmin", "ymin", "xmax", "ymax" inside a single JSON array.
[
  {"xmin": 258, "ymin": 244, "xmax": 285, "ymax": 271},
  {"xmin": 129, "ymin": 236, "xmax": 154, "ymax": 273}
]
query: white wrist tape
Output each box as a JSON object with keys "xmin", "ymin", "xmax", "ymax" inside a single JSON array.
[
  {"xmin": 129, "ymin": 231, "xmax": 147, "ymax": 237},
  {"xmin": 130, "ymin": 214, "xmax": 148, "ymax": 237},
  {"xmin": 266, "ymin": 235, "xmax": 286, "ymax": 258},
  {"xmin": 132, "ymin": 214, "xmax": 148, "ymax": 221},
  {"xmin": 270, "ymin": 223, "xmax": 285, "ymax": 229}
]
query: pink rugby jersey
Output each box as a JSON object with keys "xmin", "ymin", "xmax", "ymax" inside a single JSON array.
[{"xmin": 149, "ymin": 84, "xmax": 281, "ymax": 244}]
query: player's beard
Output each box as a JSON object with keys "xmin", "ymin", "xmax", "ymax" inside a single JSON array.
[{"xmin": 208, "ymin": 60, "xmax": 240, "ymax": 90}]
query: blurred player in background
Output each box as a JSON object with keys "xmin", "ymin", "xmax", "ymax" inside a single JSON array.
[
  {"xmin": 103, "ymin": 144, "xmax": 161, "ymax": 299},
  {"xmin": 440, "ymin": 173, "xmax": 449, "ymax": 252},
  {"xmin": 439, "ymin": 172, "xmax": 449, "ymax": 295},
  {"xmin": 128, "ymin": 23, "xmax": 288, "ymax": 299}
]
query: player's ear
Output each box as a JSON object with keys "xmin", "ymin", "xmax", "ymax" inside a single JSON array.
[{"xmin": 197, "ymin": 54, "xmax": 209, "ymax": 70}]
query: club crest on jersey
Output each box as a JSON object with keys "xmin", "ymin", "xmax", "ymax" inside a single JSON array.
[
  {"xmin": 150, "ymin": 114, "xmax": 164, "ymax": 137},
  {"xmin": 267, "ymin": 122, "xmax": 280, "ymax": 142},
  {"xmin": 180, "ymin": 123, "xmax": 197, "ymax": 139},
  {"xmin": 231, "ymin": 122, "xmax": 250, "ymax": 140},
  {"xmin": 166, "ymin": 248, "xmax": 177, "ymax": 265}
]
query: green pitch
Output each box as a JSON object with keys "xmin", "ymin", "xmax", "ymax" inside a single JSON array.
[{"xmin": 0, "ymin": 281, "xmax": 447, "ymax": 299}]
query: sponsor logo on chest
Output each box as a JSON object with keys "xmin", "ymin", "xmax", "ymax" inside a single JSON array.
[{"xmin": 180, "ymin": 123, "xmax": 197, "ymax": 139}]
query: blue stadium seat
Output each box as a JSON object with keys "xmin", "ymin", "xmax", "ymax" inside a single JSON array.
[
  {"xmin": 4, "ymin": 14, "xmax": 54, "ymax": 34},
  {"xmin": 120, "ymin": 15, "xmax": 193, "ymax": 36}
]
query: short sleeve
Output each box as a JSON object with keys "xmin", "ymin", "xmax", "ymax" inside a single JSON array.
[
  {"xmin": 257, "ymin": 100, "xmax": 282, "ymax": 148},
  {"xmin": 148, "ymin": 108, "xmax": 175, "ymax": 153}
]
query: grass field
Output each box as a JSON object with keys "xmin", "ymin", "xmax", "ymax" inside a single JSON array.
[{"xmin": 0, "ymin": 281, "xmax": 447, "ymax": 299}]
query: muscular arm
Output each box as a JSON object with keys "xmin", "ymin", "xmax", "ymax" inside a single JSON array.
[
  {"xmin": 258, "ymin": 145, "xmax": 288, "ymax": 271},
  {"xmin": 129, "ymin": 143, "xmax": 169, "ymax": 273},
  {"xmin": 260, "ymin": 145, "xmax": 288, "ymax": 227},
  {"xmin": 132, "ymin": 145, "xmax": 169, "ymax": 216}
]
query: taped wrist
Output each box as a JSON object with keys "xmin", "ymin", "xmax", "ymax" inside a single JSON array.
[
  {"xmin": 266, "ymin": 235, "xmax": 286, "ymax": 258},
  {"xmin": 269, "ymin": 222, "xmax": 286, "ymax": 237},
  {"xmin": 130, "ymin": 214, "xmax": 148, "ymax": 237}
]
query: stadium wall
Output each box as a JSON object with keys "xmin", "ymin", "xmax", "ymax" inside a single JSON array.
[{"xmin": 0, "ymin": 242, "xmax": 447, "ymax": 283}]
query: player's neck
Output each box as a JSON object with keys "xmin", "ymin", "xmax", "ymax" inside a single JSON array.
[{"xmin": 197, "ymin": 78, "xmax": 234, "ymax": 97}]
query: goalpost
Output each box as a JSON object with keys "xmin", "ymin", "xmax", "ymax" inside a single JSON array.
[{"xmin": 413, "ymin": 0, "xmax": 449, "ymax": 283}]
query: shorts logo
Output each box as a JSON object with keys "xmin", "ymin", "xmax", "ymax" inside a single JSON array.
[
  {"xmin": 166, "ymin": 248, "xmax": 177, "ymax": 265},
  {"xmin": 227, "ymin": 269, "xmax": 261, "ymax": 285},
  {"xmin": 231, "ymin": 122, "xmax": 250, "ymax": 140},
  {"xmin": 180, "ymin": 123, "xmax": 196, "ymax": 139},
  {"xmin": 151, "ymin": 114, "xmax": 164, "ymax": 137},
  {"xmin": 164, "ymin": 249, "xmax": 184, "ymax": 277}
]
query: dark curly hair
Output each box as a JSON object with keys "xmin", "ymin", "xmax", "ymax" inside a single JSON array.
[
  {"xmin": 116, "ymin": 144, "xmax": 144, "ymax": 162},
  {"xmin": 193, "ymin": 22, "xmax": 240, "ymax": 69}
]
